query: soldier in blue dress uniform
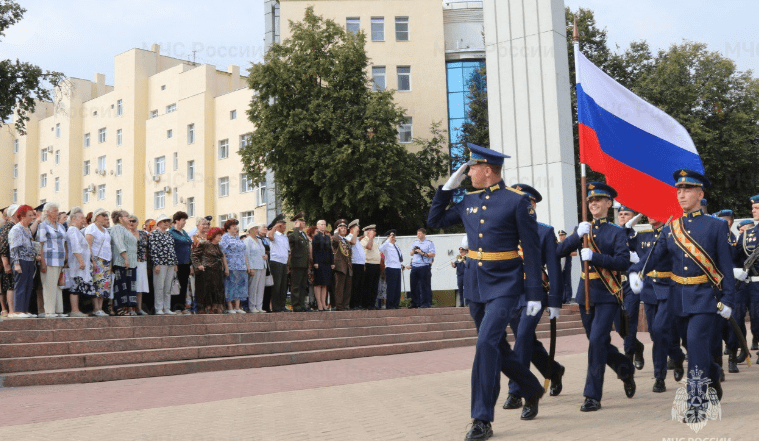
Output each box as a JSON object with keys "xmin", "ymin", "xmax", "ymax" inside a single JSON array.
[
  {"xmin": 635, "ymin": 219, "xmax": 685, "ymax": 392},
  {"xmin": 502, "ymin": 184, "xmax": 565, "ymax": 418},
  {"xmin": 732, "ymin": 196, "xmax": 759, "ymax": 365},
  {"xmin": 630, "ymin": 169, "xmax": 737, "ymax": 413},
  {"xmin": 557, "ymin": 182, "xmax": 635, "ymax": 412},
  {"xmin": 557, "ymin": 230, "xmax": 575, "ymax": 304},
  {"xmin": 452, "ymin": 245, "xmax": 468, "ymax": 307},
  {"xmin": 614, "ymin": 205, "xmax": 646, "ymax": 370},
  {"xmin": 427, "ymin": 144, "xmax": 544, "ymax": 441}
]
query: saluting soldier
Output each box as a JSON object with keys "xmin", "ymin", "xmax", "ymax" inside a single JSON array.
[
  {"xmin": 502, "ymin": 183, "xmax": 565, "ymax": 418},
  {"xmin": 630, "ymin": 170, "xmax": 737, "ymax": 417},
  {"xmin": 636, "ymin": 218, "xmax": 685, "ymax": 392},
  {"xmin": 732, "ymin": 196, "xmax": 759, "ymax": 365},
  {"xmin": 287, "ymin": 213, "xmax": 310, "ymax": 312},
  {"xmin": 427, "ymin": 144, "xmax": 544, "ymax": 441},
  {"xmin": 557, "ymin": 182, "xmax": 635, "ymax": 412},
  {"xmin": 331, "ymin": 219, "xmax": 355, "ymax": 311},
  {"xmin": 615, "ymin": 205, "xmax": 646, "ymax": 371}
]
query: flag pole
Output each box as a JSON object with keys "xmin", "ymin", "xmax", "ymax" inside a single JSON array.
[{"xmin": 574, "ymin": 16, "xmax": 591, "ymax": 314}]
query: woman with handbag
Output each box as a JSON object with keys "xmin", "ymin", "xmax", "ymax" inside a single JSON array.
[
  {"xmin": 84, "ymin": 208, "xmax": 112, "ymax": 317},
  {"xmin": 110, "ymin": 210, "xmax": 138, "ymax": 316},
  {"xmin": 220, "ymin": 219, "xmax": 248, "ymax": 314},
  {"xmin": 37, "ymin": 202, "xmax": 68, "ymax": 318},
  {"xmin": 149, "ymin": 214, "xmax": 178, "ymax": 315},
  {"xmin": 244, "ymin": 225, "xmax": 266, "ymax": 313},
  {"xmin": 191, "ymin": 227, "xmax": 226, "ymax": 314}
]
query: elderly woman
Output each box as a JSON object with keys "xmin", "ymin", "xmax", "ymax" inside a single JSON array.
[
  {"xmin": 312, "ymin": 220, "xmax": 333, "ymax": 311},
  {"xmin": 36, "ymin": 202, "xmax": 68, "ymax": 318},
  {"xmin": 169, "ymin": 211, "xmax": 193, "ymax": 314},
  {"xmin": 220, "ymin": 219, "xmax": 249, "ymax": 313},
  {"xmin": 149, "ymin": 214, "xmax": 178, "ymax": 315},
  {"xmin": 9, "ymin": 205, "xmax": 37, "ymax": 318},
  {"xmin": 110, "ymin": 210, "xmax": 138, "ymax": 316},
  {"xmin": 0, "ymin": 205, "xmax": 20, "ymax": 317},
  {"xmin": 128, "ymin": 215, "xmax": 149, "ymax": 315},
  {"xmin": 244, "ymin": 225, "xmax": 266, "ymax": 313},
  {"xmin": 192, "ymin": 227, "xmax": 226, "ymax": 314},
  {"xmin": 65, "ymin": 207, "xmax": 92, "ymax": 317},
  {"xmin": 255, "ymin": 224, "xmax": 273, "ymax": 312},
  {"xmin": 85, "ymin": 208, "xmax": 112, "ymax": 317}
]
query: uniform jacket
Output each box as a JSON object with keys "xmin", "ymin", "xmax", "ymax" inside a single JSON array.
[
  {"xmin": 630, "ymin": 209, "xmax": 736, "ymax": 316},
  {"xmin": 733, "ymin": 224, "xmax": 759, "ymax": 275},
  {"xmin": 427, "ymin": 180, "xmax": 543, "ymax": 303},
  {"xmin": 636, "ymin": 226, "xmax": 673, "ymax": 305},
  {"xmin": 331, "ymin": 234, "xmax": 353, "ymax": 276},
  {"xmin": 288, "ymin": 226, "xmax": 310, "ymax": 268},
  {"xmin": 557, "ymin": 218, "xmax": 630, "ymax": 306},
  {"xmin": 519, "ymin": 223, "xmax": 563, "ymax": 308}
]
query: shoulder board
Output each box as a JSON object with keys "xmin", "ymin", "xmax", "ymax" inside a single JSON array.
[
  {"xmin": 505, "ymin": 186, "xmax": 525, "ymax": 195},
  {"xmin": 538, "ymin": 222, "xmax": 553, "ymax": 229},
  {"xmin": 466, "ymin": 190, "xmax": 485, "ymax": 195},
  {"xmin": 637, "ymin": 229, "xmax": 654, "ymax": 233}
]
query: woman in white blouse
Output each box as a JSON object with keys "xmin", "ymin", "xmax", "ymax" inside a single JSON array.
[
  {"xmin": 84, "ymin": 208, "xmax": 112, "ymax": 317},
  {"xmin": 65, "ymin": 208, "xmax": 91, "ymax": 317},
  {"xmin": 244, "ymin": 225, "xmax": 267, "ymax": 313}
]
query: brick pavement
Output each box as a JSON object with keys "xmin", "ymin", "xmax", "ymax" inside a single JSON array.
[{"xmin": 0, "ymin": 330, "xmax": 756, "ymax": 441}]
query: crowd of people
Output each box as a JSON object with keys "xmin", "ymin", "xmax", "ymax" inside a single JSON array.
[{"xmin": 0, "ymin": 203, "xmax": 444, "ymax": 318}]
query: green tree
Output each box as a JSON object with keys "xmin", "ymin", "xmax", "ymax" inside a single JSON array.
[
  {"xmin": 458, "ymin": 66, "xmax": 489, "ymax": 151},
  {"xmin": 1, "ymin": 0, "xmax": 64, "ymax": 134},
  {"xmin": 242, "ymin": 7, "xmax": 448, "ymax": 234}
]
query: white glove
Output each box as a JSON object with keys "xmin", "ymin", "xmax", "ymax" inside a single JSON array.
[
  {"xmin": 719, "ymin": 304, "xmax": 733, "ymax": 319},
  {"xmin": 629, "ymin": 251, "xmax": 640, "ymax": 264},
  {"xmin": 580, "ymin": 248, "xmax": 593, "ymax": 261},
  {"xmin": 733, "ymin": 268, "xmax": 749, "ymax": 282},
  {"xmin": 548, "ymin": 307, "xmax": 560, "ymax": 320},
  {"xmin": 625, "ymin": 213, "xmax": 643, "ymax": 229},
  {"xmin": 629, "ymin": 272, "xmax": 643, "ymax": 294},
  {"xmin": 442, "ymin": 160, "xmax": 475, "ymax": 191},
  {"xmin": 577, "ymin": 222, "xmax": 591, "ymax": 236},
  {"xmin": 525, "ymin": 301, "xmax": 542, "ymax": 317}
]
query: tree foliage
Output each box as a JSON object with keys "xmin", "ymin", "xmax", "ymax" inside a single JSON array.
[
  {"xmin": 0, "ymin": 0, "xmax": 65, "ymax": 134},
  {"xmin": 242, "ymin": 7, "xmax": 448, "ymax": 234}
]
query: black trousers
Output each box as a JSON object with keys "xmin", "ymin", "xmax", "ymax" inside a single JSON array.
[
  {"xmin": 270, "ymin": 261, "xmax": 288, "ymax": 312},
  {"xmin": 290, "ymin": 267, "xmax": 308, "ymax": 311},
  {"xmin": 171, "ymin": 263, "xmax": 191, "ymax": 311},
  {"xmin": 362, "ymin": 263, "xmax": 381, "ymax": 308},
  {"xmin": 350, "ymin": 264, "xmax": 365, "ymax": 308}
]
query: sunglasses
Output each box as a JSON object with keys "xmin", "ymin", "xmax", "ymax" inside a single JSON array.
[{"xmin": 130, "ymin": 220, "xmax": 137, "ymax": 224}]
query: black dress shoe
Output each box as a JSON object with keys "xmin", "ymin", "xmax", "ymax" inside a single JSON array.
[
  {"xmin": 751, "ymin": 340, "xmax": 758, "ymax": 351},
  {"xmin": 723, "ymin": 347, "xmax": 730, "ymax": 355},
  {"xmin": 728, "ymin": 350, "xmax": 739, "ymax": 373},
  {"xmin": 550, "ymin": 364, "xmax": 565, "ymax": 396},
  {"xmin": 719, "ymin": 370, "xmax": 725, "ymax": 382},
  {"xmin": 623, "ymin": 375, "xmax": 636, "ymax": 398},
  {"xmin": 673, "ymin": 359, "xmax": 684, "ymax": 382},
  {"xmin": 580, "ymin": 397, "xmax": 601, "ymax": 412},
  {"xmin": 634, "ymin": 341, "xmax": 645, "ymax": 370},
  {"xmin": 502, "ymin": 393, "xmax": 522, "ymax": 409},
  {"xmin": 712, "ymin": 378, "xmax": 723, "ymax": 401},
  {"xmin": 737, "ymin": 349, "xmax": 747, "ymax": 364},
  {"xmin": 465, "ymin": 419, "xmax": 492, "ymax": 441},
  {"xmin": 652, "ymin": 379, "xmax": 666, "ymax": 393},
  {"xmin": 667, "ymin": 357, "xmax": 674, "ymax": 370},
  {"xmin": 520, "ymin": 391, "xmax": 543, "ymax": 420}
]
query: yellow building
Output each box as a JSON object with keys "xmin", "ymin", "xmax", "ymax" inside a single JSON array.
[{"xmin": 1, "ymin": 45, "xmax": 267, "ymax": 229}]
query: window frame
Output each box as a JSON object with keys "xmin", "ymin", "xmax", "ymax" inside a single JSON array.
[
  {"xmin": 98, "ymin": 127, "xmax": 107, "ymax": 143},
  {"xmin": 155, "ymin": 156, "xmax": 166, "ymax": 176},
  {"xmin": 399, "ymin": 116, "xmax": 413, "ymax": 144},
  {"xmin": 40, "ymin": 173, "xmax": 47, "ymax": 187},
  {"xmin": 397, "ymin": 66, "xmax": 411, "ymax": 92},
  {"xmin": 219, "ymin": 176, "xmax": 230, "ymax": 198},
  {"xmin": 395, "ymin": 16, "xmax": 409, "ymax": 41},
  {"xmin": 187, "ymin": 197, "xmax": 195, "ymax": 217},
  {"xmin": 116, "ymin": 129, "xmax": 122, "ymax": 146},
  {"xmin": 346, "ymin": 17, "xmax": 360, "ymax": 34},
  {"xmin": 240, "ymin": 174, "xmax": 254, "ymax": 193},
  {"xmin": 84, "ymin": 133, "xmax": 90, "ymax": 148},
  {"xmin": 372, "ymin": 66, "xmax": 386, "ymax": 91},
  {"xmin": 371, "ymin": 17, "xmax": 385, "ymax": 41},
  {"xmin": 187, "ymin": 160, "xmax": 195, "ymax": 181},
  {"xmin": 187, "ymin": 124, "xmax": 195, "ymax": 144},
  {"xmin": 230, "ymin": 110, "xmax": 237, "ymax": 120},
  {"xmin": 116, "ymin": 159, "xmax": 122, "ymax": 176},
  {"xmin": 83, "ymin": 160, "xmax": 91, "ymax": 176},
  {"xmin": 154, "ymin": 190, "xmax": 165, "ymax": 209},
  {"xmin": 116, "ymin": 189, "xmax": 122, "ymax": 207},
  {"xmin": 116, "ymin": 99, "xmax": 123, "ymax": 116},
  {"xmin": 219, "ymin": 139, "xmax": 229, "ymax": 159},
  {"xmin": 54, "ymin": 149, "xmax": 61, "ymax": 165},
  {"xmin": 97, "ymin": 184, "xmax": 106, "ymax": 201}
]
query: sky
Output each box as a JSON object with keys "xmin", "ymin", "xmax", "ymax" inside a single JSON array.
[{"xmin": 3, "ymin": 0, "xmax": 759, "ymax": 85}]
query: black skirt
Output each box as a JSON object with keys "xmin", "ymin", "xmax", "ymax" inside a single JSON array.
[{"xmin": 313, "ymin": 261, "xmax": 332, "ymax": 286}]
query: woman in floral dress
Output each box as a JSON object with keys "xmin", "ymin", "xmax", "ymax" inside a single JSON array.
[
  {"xmin": 219, "ymin": 219, "xmax": 249, "ymax": 314},
  {"xmin": 84, "ymin": 208, "xmax": 111, "ymax": 317}
]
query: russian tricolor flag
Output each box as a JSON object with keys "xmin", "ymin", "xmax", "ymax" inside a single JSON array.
[{"xmin": 575, "ymin": 49, "xmax": 704, "ymax": 222}]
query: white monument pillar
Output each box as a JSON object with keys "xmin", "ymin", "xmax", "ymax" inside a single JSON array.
[{"xmin": 482, "ymin": 0, "xmax": 577, "ymax": 231}]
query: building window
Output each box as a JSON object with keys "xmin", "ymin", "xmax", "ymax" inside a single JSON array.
[
  {"xmin": 371, "ymin": 17, "xmax": 384, "ymax": 41},
  {"xmin": 116, "ymin": 129, "xmax": 122, "ymax": 146},
  {"xmin": 83, "ymin": 160, "xmax": 91, "ymax": 176},
  {"xmin": 230, "ymin": 110, "xmax": 237, "ymax": 120},
  {"xmin": 219, "ymin": 214, "xmax": 229, "ymax": 227},
  {"xmin": 173, "ymin": 190, "xmax": 178, "ymax": 206},
  {"xmin": 187, "ymin": 160, "xmax": 195, "ymax": 181},
  {"xmin": 40, "ymin": 174, "xmax": 47, "ymax": 187},
  {"xmin": 116, "ymin": 99, "xmax": 123, "ymax": 116},
  {"xmin": 84, "ymin": 133, "xmax": 90, "ymax": 148},
  {"xmin": 116, "ymin": 159, "xmax": 122, "ymax": 176},
  {"xmin": 155, "ymin": 156, "xmax": 165, "ymax": 175},
  {"xmin": 167, "ymin": 129, "xmax": 173, "ymax": 139},
  {"xmin": 54, "ymin": 177, "xmax": 60, "ymax": 193},
  {"xmin": 395, "ymin": 17, "xmax": 409, "ymax": 41},
  {"xmin": 240, "ymin": 174, "xmax": 253, "ymax": 193},
  {"xmin": 256, "ymin": 184, "xmax": 267, "ymax": 207},
  {"xmin": 166, "ymin": 103, "xmax": 176, "ymax": 113},
  {"xmin": 173, "ymin": 152, "xmax": 178, "ymax": 170},
  {"xmin": 187, "ymin": 124, "xmax": 195, "ymax": 144},
  {"xmin": 41, "ymin": 148, "xmax": 48, "ymax": 162},
  {"xmin": 372, "ymin": 66, "xmax": 386, "ymax": 91},
  {"xmin": 82, "ymin": 189, "xmax": 90, "ymax": 204},
  {"xmin": 239, "ymin": 134, "xmax": 251, "ymax": 149},
  {"xmin": 397, "ymin": 66, "xmax": 411, "ymax": 91},
  {"xmin": 13, "ymin": 140, "xmax": 18, "ymax": 153},
  {"xmin": 116, "ymin": 189, "xmax": 122, "ymax": 206},
  {"xmin": 241, "ymin": 211, "xmax": 255, "ymax": 230},
  {"xmin": 12, "ymin": 189, "xmax": 17, "ymax": 204},
  {"xmin": 55, "ymin": 150, "xmax": 61, "ymax": 165},
  {"xmin": 55, "ymin": 123, "xmax": 60, "ymax": 138},
  {"xmin": 346, "ymin": 17, "xmax": 360, "ymax": 34},
  {"xmin": 219, "ymin": 139, "xmax": 229, "ymax": 159},
  {"xmin": 93, "ymin": 110, "xmax": 98, "ymax": 116},
  {"xmin": 154, "ymin": 190, "xmax": 165, "ymax": 209},
  {"xmin": 161, "ymin": 85, "xmax": 166, "ymax": 91},
  {"xmin": 98, "ymin": 127, "xmax": 106, "ymax": 143},
  {"xmin": 13, "ymin": 164, "xmax": 17, "ymax": 178},
  {"xmin": 399, "ymin": 117, "xmax": 412, "ymax": 143},
  {"xmin": 150, "ymin": 110, "xmax": 158, "ymax": 118},
  {"xmin": 97, "ymin": 184, "xmax": 106, "ymax": 200},
  {"xmin": 187, "ymin": 197, "xmax": 195, "ymax": 217},
  {"xmin": 98, "ymin": 155, "xmax": 106, "ymax": 171},
  {"xmin": 219, "ymin": 177, "xmax": 229, "ymax": 197}
]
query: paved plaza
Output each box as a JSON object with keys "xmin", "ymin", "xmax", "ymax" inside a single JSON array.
[{"xmin": 0, "ymin": 331, "xmax": 756, "ymax": 441}]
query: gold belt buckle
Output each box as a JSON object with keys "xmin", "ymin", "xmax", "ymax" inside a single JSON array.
[
  {"xmin": 682, "ymin": 276, "xmax": 689, "ymax": 284},
  {"xmin": 477, "ymin": 251, "xmax": 483, "ymax": 260}
]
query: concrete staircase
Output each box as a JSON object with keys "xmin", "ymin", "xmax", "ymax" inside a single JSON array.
[{"xmin": 0, "ymin": 304, "xmax": 586, "ymax": 387}]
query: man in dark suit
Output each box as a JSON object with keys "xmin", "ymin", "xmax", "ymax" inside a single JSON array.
[{"xmin": 288, "ymin": 213, "xmax": 310, "ymax": 312}]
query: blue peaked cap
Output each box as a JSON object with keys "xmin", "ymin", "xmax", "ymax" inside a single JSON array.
[{"xmin": 468, "ymin": 143, "xmax": 510, "ymax": 166}]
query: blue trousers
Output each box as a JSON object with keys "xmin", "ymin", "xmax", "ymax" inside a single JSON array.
[
  {"xmin": 506, "ymin": 305, "xmax": 560, "ymax": 397},
  {"xmin": 13, "ymin": 260, "xmax": 35, "ymax": 313},
  {"xmin": 747, "ymin": 282, "xmax": 759, "ymax": 342},
  {"xmin": 678, "ymin": 313, "xmax": 721, "ymax": 405},
  {"xmin": 457, "ymin": 276, "xmax": 465, "ymax": 307},
  {"xmin": 410, "ymin": 265, "xmax": 431, "ymax": 307},
  {"xmin": 470, "ymin": 296, "xmax": 542, "ymax": 422},
  {"xmin": 644, "ymin": 301, "xmax": 685, "ymax": 380},
  {"xmin": 385, "ymin": 267, "xmax": 401, "ymax": 309},
  {"xmin": 727, "ymin": 283, "xmax": 748, "ymax": 351},
  {"xmin": 580, "ymin": 303, "xmax": 635, "ymax": 401},
  {"xmin": 613, "ymin": 289, "xmax": 642, "ymax": 354}
]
